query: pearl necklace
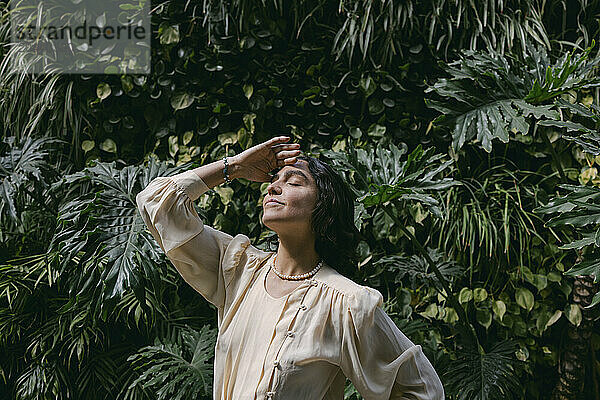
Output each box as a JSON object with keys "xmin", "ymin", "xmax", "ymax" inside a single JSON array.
[{"xmin": 271, "ymin": 253, "xmax": 323, "ymax": 281}]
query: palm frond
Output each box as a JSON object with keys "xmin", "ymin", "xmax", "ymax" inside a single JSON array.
[
  {"xmin": 433, "ymin": 164, "xmax": 551, "ymax": 282},
  {"xmin": 14, "ymin": 359, "xmax": 71, "ymax": 400}
]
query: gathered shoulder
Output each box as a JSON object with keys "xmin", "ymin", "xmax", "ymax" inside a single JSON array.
[
  {"xmin": 224, "ymin": 234, "xmax": 279, "ymax": 270},
  {"xmin": 315, "ymin": 264, "xmax": 384, "ymax": 312},
  {"xmin": 223, "ymin": 233, "xmax": 252, "ymax": 263},
  {"xmin": 240, "ymin": 242, "xmax": 276, "ymax": 266}
]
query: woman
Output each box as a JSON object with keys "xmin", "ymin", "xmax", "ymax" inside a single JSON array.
[{"xmin": 136, "ymin": 136, "xmax": 445, "ymax": 400}]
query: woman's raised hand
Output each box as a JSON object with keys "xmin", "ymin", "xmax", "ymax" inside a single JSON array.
[{"xmin": 231, "ymin": 136, "xmax": 302, "ymax": 182}]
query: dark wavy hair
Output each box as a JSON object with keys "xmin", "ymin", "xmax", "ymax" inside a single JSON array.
[{"xmin": 265, "ymin": 155, "xmax": 363, "ymax": 277}]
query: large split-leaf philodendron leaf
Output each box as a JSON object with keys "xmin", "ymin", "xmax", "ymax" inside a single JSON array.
[
  {"xmin": 424, "ymin": 45, "xmax": 600, "ymax": 153},
  {"xmin": 0, "ymin": 135, "xmax": 63, "ymax": 225},
  {"xmin": 126, "ymin": 324, "xmax": 217, "ymax": 400},
  {"xmin": 49, "ymin": 157, "xmax": 189, "ymax": 320},
  {"xmin": 443, "ymin": 340, "xmax": 521, "ymax": 400},
  {"xmin": 322, "ymin": 141, "xmax": 459, "ymax": 219},
  {"xmin": 374, "ymin": 246, "xmax": 465, "ymax": 291},
  {"xmin": 534, "ymin": 183, "xmax": 600, "ymax": 306}
]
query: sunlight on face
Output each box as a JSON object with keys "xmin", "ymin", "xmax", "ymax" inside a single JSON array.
[{"xmin": 261, "ymin": 160, "xmax": 318, "ymax": 237}]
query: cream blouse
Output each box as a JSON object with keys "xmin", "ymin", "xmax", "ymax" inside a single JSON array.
[{"xmin": 136, "ymin": 169, "xmax": 445, "ymax": 400}]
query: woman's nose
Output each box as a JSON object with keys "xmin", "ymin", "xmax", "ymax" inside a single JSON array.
[{"xmin": 267, "ymin": 181, "xmax": 280, "ymax": 195}]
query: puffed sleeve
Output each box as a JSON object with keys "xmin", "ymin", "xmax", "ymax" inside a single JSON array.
[
  {"xmin": 136, "ymin": 169, "xmax": 250, "ymax": 309},
  {"xmin": 340, "ymin": 287, "xmax": 445, "ymax": 400}
]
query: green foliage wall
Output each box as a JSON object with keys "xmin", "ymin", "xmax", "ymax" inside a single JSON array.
[{"xmin": 1, "ymin": 1, "xmax": 600, "ymax": 399}]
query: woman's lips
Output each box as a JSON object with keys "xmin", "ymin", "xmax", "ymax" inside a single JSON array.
[{"xmin": 266, "ymin": 201, "xmax": 283, "ymax": 206}]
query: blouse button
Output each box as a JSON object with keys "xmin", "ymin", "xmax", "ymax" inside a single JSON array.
[
  {"xmin": 287, "ymin": 331, "xmax": 295, "ymax": 338},
  {"xmin": 273, "ymin": 360, "xmax": 280, "ymax": 368},
  {"xmin": 266, "ymin": 391, "xmax": 275, "ymax": 398},
  {"xmin": 299, "ymin": 304, "xmax": 307, "ymax": 310}
]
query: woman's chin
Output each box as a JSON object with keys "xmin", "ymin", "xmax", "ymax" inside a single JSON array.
[{"xmin": 262, "ymin": 216, "xmax": 284, "ymax": 230}]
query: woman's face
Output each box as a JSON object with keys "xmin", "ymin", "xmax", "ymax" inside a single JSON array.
[{"xmin": 261, "ymin": 160, "xmax": 319, "ymax": 237}]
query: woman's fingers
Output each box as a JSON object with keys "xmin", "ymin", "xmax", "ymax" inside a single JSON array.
[
  {"xmin": 266, "ymin": 136, "xmax": 291, "ymax": 146},
  {"xmin": 271, "ymin": 143, "xmax": 300, "ymax": 151},
  {"xmin": 271, "ymin": 143, "xmax": 300, "ymax": 150},
  {"xmin": 265, "ymin": 136, "xmax": 302, "ymax": 168},
  {"xmin": 277, "ymin": 156, "xmax": 298, "ymax": 166},
  {"xmin": 275, "ymin": 149, "xmax": 301, "ymax": 159}
]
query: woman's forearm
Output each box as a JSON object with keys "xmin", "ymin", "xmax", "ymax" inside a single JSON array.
[{"xmin": 191, "ymin": 156, "xmax": 243, "ymax": 190}]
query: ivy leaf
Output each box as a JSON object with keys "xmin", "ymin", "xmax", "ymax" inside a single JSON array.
[
  {"xmin": 459, "ymin": 288, "xmax": 473, "ymax": 304},
  {"xmin": 168, "ymin": 136, "xmax": 179, "ymax": 158},
  {"xmin": 367, "ymin": 123, "xmax": 386, "ymax": 137},
  {"xmin": 473, "ymin": 288, "xmax": 488, "ymax": 302},
  {"xmin": 96, "ymin": 83, "xmax": 111, "ymax": 100},
  {"xmin": 183, "ymin": 131, "xmax": 194, "ymax": 146},
  {"xmin": 170, "ymin": 92, "xmax": 194, "ymax": 110},
  {"xmin": 532, "ymin": 274, "xmax": 548, "ymax": 291},
  {"xmin": 349, "ymin": 127, "xmax": 362, "ymax": 138},
  {"xmin": 243, "ymin": 113, "xmax": 256, "ymax": 133},
  {"xmin": 81, "ymin": 140, "xmax": 95, "ymax": 153},
  {"xmin": 218, "ymin": 132, "xmax": 238, "ymax": 146},
  {"xmin": 213, "ymin": 186, "xmax": 234, "ymax": 204},
  {"xmin": 493, "ymin": 300, "xmax": 506, "ymax": 321},
  {"xmin": 515, "ymin": 287, "xmax": 534, "ymax": 312},
  {"xmin": 368, "ymin": 98, "xmax": 384, "ymax": 115},
  {"xmin": 443, "ymin": 307, "xmax": 459, "ymax": 323},
  {"xmin": 536, "ymin": 310, "xmax": 552, "ymax": 333},
  {"xmin": 476, "ymin": 308, "xmax": 492, "ymax": 329},
  {"xmin": 547, "ymin": 271, "xmax": 562, "ymax": 282},
  {"xmin": 100, "ymin": 138, "xmax": 117, "ymax": 153},
  {"xmin": 419, "ymin": 303, "xmax": 439, "ymax": 319},
  {"xmin": 243, "ymin": 83, "xmax": 253, "ymax": 99},
  {"xmin": 546, "ymin": 310, "xmax": 562, "ymax": 328}
]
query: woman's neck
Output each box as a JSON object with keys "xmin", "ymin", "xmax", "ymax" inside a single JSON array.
[{"xmin": 275, "ymin": 235, "xmax": 320, "ymax": 276}]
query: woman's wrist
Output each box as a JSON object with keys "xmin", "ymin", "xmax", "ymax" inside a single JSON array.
[{"xmin": 226, "ymin": 155, "xmax": 244, "ymax": 181}]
